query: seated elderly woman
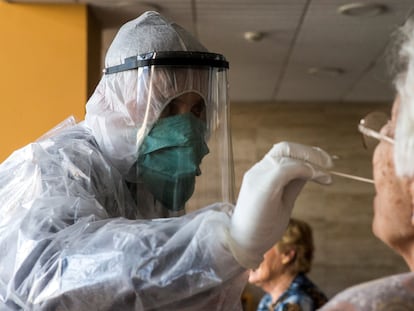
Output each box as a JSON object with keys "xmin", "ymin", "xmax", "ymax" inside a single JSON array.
[
  {"xmin": 249, "ymin": 218, "xmax": 327, "ymax": 311},
  {"xmin": 320, "ymin": 18, "xmax": 414, "ymax": 311}
]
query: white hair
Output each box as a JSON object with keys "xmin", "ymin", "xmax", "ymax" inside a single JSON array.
[{"xmin": 393, "ymin": 18, "xmax": 414, "ymax": 177}]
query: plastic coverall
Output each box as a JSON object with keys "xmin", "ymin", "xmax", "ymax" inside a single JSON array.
[{"xmin": 0, "ymin": 11, "xmax": 332, "ymax": 310}]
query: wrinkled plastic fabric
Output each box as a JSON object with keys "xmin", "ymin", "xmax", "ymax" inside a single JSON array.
[{"xmin": 0, "ymin": 123, "xmax": 246, "ymax": 310}]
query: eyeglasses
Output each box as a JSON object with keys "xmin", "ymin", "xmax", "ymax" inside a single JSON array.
[
  {"xmin": 330, "ymin": 111, "xmax": 393, "ymax": 184},
  {"xmin": 358, "ymin": 111, "xmax": 394, "ymax": 149}
]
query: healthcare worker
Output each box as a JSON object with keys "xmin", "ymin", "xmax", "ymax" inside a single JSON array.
[{"xmin": 0, "ymin": 11, "xmax": 332, "ymax": 310}]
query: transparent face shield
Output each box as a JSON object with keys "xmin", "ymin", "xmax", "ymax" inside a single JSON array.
[
  {"xmin": 185, "ymin": 67, "xmax": 235, "ymax": 213},
  {"xmin": 104, "ymin": 52, "xmax": 235, "ymax": 217}
]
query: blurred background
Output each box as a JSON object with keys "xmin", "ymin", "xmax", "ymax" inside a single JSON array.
[{"xmin": 1, "ymin": 0, "xmax": 413, "ymax": 309}]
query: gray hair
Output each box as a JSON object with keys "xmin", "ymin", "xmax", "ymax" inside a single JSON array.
[
  {"xmin": 276, "ymin": 218, "xmax": 314, "ymax": 274},
  {"xmin": 393, "ymin": 18, "xmax": 414, "ymax": 177}
]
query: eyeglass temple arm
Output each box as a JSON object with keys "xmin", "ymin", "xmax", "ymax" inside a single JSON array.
[
  {"xmin": 327, "ymin": 119, "xmax": 393, "ymax": 185},
  {"xmin": 358, "ymin": 124, "xmax": 394, "ymax": 144}
]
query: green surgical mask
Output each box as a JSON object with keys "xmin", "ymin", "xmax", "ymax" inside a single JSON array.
[{"xmin": 137, "ymin": 113, "xmax": 209, "ymax": 211}]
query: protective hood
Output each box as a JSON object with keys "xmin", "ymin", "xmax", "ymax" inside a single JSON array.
[
  {"xmin": 84, "ymin": 11, "xmax": 235, "ymax": 214},
  {"xmin": 85, "ymin": 11, "xmax": 208, "ymax": 176}
]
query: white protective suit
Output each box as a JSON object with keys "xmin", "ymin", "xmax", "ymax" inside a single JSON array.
[{"xmin": 0, "ymin": 11, "xmax": 332, "ymax": 311}]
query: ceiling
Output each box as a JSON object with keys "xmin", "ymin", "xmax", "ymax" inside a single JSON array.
[{"xmin": 7, "ymin": 0, "xmax": 414, "ymax": 103}]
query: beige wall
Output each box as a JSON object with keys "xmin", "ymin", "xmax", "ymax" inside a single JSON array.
[{"xmin": 232, "ymin": 101, "xmax": 408, "ymax": 308}]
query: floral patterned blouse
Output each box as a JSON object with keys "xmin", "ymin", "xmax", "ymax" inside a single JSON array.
[{"xmin": 257, "ymin": 273, "xmax": 328, "ymax": 311}]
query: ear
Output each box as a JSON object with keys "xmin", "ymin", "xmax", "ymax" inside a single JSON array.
[
  {"xmin": 281, "ymin": 249, "xmax": 296, "ymax": 265},
  {"xmin": 409, "ymin": 180, "xmax": 414, "ymax": 226}
]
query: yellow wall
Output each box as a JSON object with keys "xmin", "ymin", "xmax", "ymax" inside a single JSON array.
[{"xmin": 0, "ymin": 2, "xmax": 88, "ymax": 161}]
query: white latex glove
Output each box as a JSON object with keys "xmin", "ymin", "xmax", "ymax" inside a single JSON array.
[{"xmin": 228, "ymin": 142, "xmax": 333, "ymax": 268}]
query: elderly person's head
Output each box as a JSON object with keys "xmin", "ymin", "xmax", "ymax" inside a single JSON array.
[
  {"xmin": 248, "ymin": 218, "xmax": 314, "ymax": 286},
  {"xmin": 277, "ymin": 218, "xmax": 314, "ymax": 274},
  {"xmin": 364, "ymin": 18, "xmax": 414, "ymax": 267}
]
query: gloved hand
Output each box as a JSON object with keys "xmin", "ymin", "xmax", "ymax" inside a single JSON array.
[{"xmin": 228, "ymin": 142, "xmax": 332, "ymax": 268}]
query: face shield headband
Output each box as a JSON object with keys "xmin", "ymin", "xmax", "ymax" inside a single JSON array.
[
  {"xmin": 103, "ymin": 51, "xmax": 229, "ymax": 75},
  {"xmin": 102, "ymin": 51, "xmax": 234, "ymax": 216}
]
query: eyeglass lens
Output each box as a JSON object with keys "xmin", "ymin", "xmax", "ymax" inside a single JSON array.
[{"xmin": 359, "ymin": 111, "xmax": 390, "ymax": 151}]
